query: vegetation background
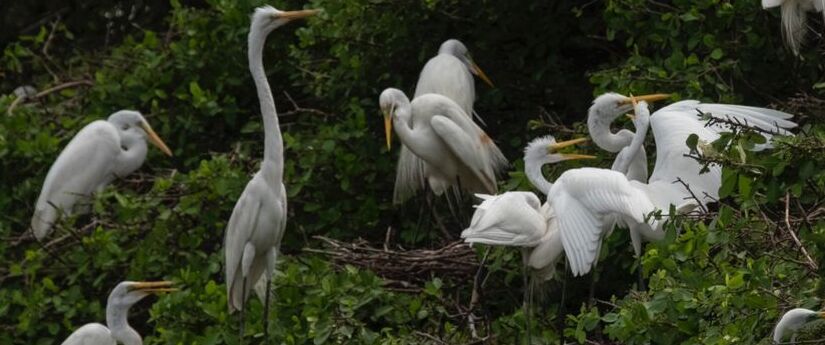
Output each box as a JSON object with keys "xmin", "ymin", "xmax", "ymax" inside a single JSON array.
[{"xmin": 2, "ymin": 0, "xmax": 825, "ymax": 344}]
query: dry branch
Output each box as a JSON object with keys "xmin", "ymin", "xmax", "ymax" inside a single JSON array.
[{"xmin": 304, "ymin": 236, "xmax": 478, "ymax": 291}]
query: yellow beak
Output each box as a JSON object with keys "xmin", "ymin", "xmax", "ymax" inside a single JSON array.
[
  {"xmin": 278, "ymin": 9, "xmax": 320, "ymax": 20},
  {"xmin": 383, "ymin": 111, "xmax": 392, "ymax": 151},
  {"xmin": 618, "ymin": 93, "xmax": 671, "ymax": 106},
  {"xmin": 469, "ymin": 61, "xmax": 494, "ymax": 88},
  {"xmin": 547, "ymin": 137, "xmax": 596, "ymax": 160},
  {"xmin": 626, "ymin": 114, "xmax": 636, "ymax": 120},
  {"xmin": 819, "ymin": 311, "xmax": 825, "ymax": 319},
  {"xmin": 561, "ymin": 153, "xmax": 598, "ymax": 160},
  {"xmin": 139, "ymin": 121, "xmax": 173, "ymax": 156},
  {"xmin": 548, "ymin": 137, "xmax": 589, "ymax": 152},
  {"xmin": 129, "ymin": 281, "xmax": 178, "ymax": 293}
]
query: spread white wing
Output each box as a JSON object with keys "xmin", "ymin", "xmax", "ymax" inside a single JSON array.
[
  {"xmin": 461, "ymin": 192, "xmax": 547, "ymax": 246},
  {"xmin": 550, "ymin": 168, "xmax": 659, "ymax": 276}
]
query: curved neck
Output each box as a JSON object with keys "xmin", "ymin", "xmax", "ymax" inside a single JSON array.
[
  {"xmin": 587, "ymin": 109, "xmax": 633, "ymax": 153},
  {"xmin": 390, "ymin": 101, "xmax": 423, "ymax": 156},
  {"xmin": 107, "ymin": 304, "xmax": 141, "ymax": 345},
  {"xmin": 524, "ymin": 153, "xmax": 554, "ymax": 196},
  {"xmin": 248, "ymin": 28, "xmax": 283, "ymax": 185},
  {"xmin": 115, "ymin": 137, "xmax": 148, "ymax": 177}
]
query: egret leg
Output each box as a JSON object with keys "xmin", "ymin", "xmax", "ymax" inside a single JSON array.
[
  {"xmin": 557, "ymin": 259, "xmax": 568, "ymax": 343},
  {"xmin": 263, "ymin": 278, "xmax": 271, "ymax": 345},
  {"xmin": 240, "ymin": 276, "xmax": 247, "ymax": 345},
  {"xmin": 587, "ymin": 262, "xmax": 599, "ymax": 307},
  {"xmin": 636, "ymin": 255, "xmax": 646, "ymax": 292},
  {"xmin": 522, "ymin": 263, "xmax": 531, "ymax": 345}
]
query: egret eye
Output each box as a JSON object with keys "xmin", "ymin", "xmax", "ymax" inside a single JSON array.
[{"xmin": 122, "ymin": 124, "xmax": 130, "ymax": 130}]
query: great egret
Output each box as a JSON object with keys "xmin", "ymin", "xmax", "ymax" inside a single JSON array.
[
  {"xmin": 773, "ymin": 308, "xmax": 825, "ymax": 344},
  {"xmin": 588, "ymin": 93, "xmax": 671, "ymax": 183},
  {"xmin": 60, "ymin": 281, "xmax": 176, "ymax": 345},
  {"xmin": 466, "ymin": 93, "xmax": 797, "ymax": 276},
  {"xmin": 223, "ymin": 5, "xmax": 317, "ymax": 341},
  {"xmin": 393, "ymin": 39, "xmax": 494, "ymax": 204},
  {"xmin": 762, "ymin": 0, "xmax": 824, "ymax": 54},
  {"xmin": 588, "ymin": 92, "xmax": 796, "ymax": 208},
  {"xmin": 380, "ymin": 88, "xmax": 508, "ymax": 203},
  {"xmin": 31, "ymin": 110, "xmax": 172, "ymax": 241}
]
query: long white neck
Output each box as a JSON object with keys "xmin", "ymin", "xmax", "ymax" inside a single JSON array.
[
  {"xmin": 524, "ymin": 151, "xmax": 554, "ymax": 196},
  {"xmin": 248, "ymin": 27, "xmax": 283, "ymax": 186},
  {"xmin": 587, "ymin": 109, "xmax": 634, "ymax": 153},
  {"xmin": 107, "ymin": 304, "xmax": 141, "ymax": 345},
  {"xmin": 114, "ymin": 135, "xmax": 148, "ymax": 177}
]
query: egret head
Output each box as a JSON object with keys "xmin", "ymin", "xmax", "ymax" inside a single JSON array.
[
  {"xmin": 524, "ymin": 135, "xmax": 596, "ymax": 165},
  {"xmin": 589, "ymin": 92, "xmax": 670, "ymax": 122},
  {"xmin": 108, "ymin": 110, "xmax": 173, "ymax": 156},
  {"xmin": 379, "ymin": 88, "xmax": 410, "ymax": 151},
  {"xmin": 625, "ymin": 99, "xmax": 651, "ymax": 129},
  {"xmin": 107, "ymin": 281, "xmax": 177, "ymax": 310},
  {"xmin": 438, "ymin": 39, "xmax": 494, "ymax": 88},
  {"xmin": 250, "ymin": 5, "xmax": 319, "ymax": 35}
]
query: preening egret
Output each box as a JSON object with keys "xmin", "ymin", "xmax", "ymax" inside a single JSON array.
[
  {"xmin": 762, "ymin": 0, "xmax": 824, "ymax": 54},
  {"xmin": 380, "ymin": 88, "xmax": 508, "ymax": 203},
  {"xmin": 223, "ymin": 5, "xmax": 317, "ymax": 341},
  {"xmin": 773, "ymin": 308, "xmax": 825, "ymax": 344},
  {"xmin": 60, "ymin": 281, "xmax": 176, "ymax": 345},
  {"xmin": 393, "ymin": 39, "xmax": 494, "ymax": 204},
  {"xmin": 30, "ymin": 110, "xmax": 172, "ymax": 241}
]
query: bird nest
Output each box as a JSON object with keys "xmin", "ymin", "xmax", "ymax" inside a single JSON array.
[{"xmin": 304, "ymin": 236, "xmax": 479, "ymax": 292}]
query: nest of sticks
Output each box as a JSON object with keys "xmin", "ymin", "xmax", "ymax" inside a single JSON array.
[{"xmin": 304, "ymin": 236, "xmax": 479, "ymax": 291}]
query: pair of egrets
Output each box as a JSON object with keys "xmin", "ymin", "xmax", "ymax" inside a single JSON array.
[{"xmin": 33, "ymin": 6, "xmax": 319, "ymax": 345}]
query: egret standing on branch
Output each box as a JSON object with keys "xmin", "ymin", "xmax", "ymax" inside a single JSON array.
[
  {"xmin": 31, "ymin": 110, "xmax": 172, "ymax": 241},
  {"xmin": 223, "ymin": 5, "xmax": 317, "ymax": 343},
  {"xmin": 60, "ymin": 281, "xmax": 176, "ymax": 345},
  {"xmin": 393, "ymin": 39, "xmax": 495, "ymax": 204},
  {"xmin": 380, "ymin": 89, "xmax": 508, "ymax": 205}
]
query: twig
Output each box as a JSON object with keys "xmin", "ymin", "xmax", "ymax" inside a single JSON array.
[
  {"xmin": 7, "ymin": 80, "xmax": 94, "ymax": 116},
  {"xmin": 672, "ymin": 177, "xmax": 708, "ymax": 213},
  {"xmin": 279, "ymin": 91, "xmax": 332, "ymax": 117},
  {"xmin": 783, "ymin": 193, "xmax": 818, "ymax": 271}
]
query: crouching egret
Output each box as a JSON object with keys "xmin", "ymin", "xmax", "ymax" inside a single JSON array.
[
  {"xmin": 60, "ymin": 281, "xmax": 176, "ymax": 345},
  {"xmin": 773, "ymin": 308, "xmax": 825, "ymax": 344},
  {"xmin": 31, "ymin": 110, "xmax": 172, "ymax": 241}
]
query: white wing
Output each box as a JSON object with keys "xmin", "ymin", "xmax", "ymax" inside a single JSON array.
[
  {"xmin": 61, "ymin": 323, "xmax": 115, "ymax": 345},
  {"xmin": 224, "ymin": 178, "xmax": 262, "ymax": 312},
  {"xmin": 32, "ymin": 121, "xmax": 121, "ymax": 240},
  {"xmin": 430, "ymin": 115, "xmax": 498, "ymax": 194},
  {"xmin": 461, "ymin": 192, "xmax": 547, "ymax": 246},
  {"xmin": 649, "ymin": 101, "xmax": 795, "ymax": 204},
  {"xmin": 550, "ymin": 168, "xmax": 659, "ymax": 276},
  {"xmin": 392, "ymin": 146, "xmax": 426, "ymax": 204}
]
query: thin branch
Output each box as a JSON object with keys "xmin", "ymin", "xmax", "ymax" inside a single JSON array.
[{"xmin": 783, "ymin": 193, "xmax": 818, "ymax": 271}]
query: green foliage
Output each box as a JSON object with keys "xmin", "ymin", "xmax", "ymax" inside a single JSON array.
[{"xmin": 2, "ymin": 0, "xmax": 825, "ymax": 344}]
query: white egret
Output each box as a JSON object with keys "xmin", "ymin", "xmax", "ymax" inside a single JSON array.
[
  {"xmin": 762, "ymin": 0, "xmax": 824, "ymax": 54},
  {"xmin": 588, "ymin": 93, "xmax": 671, "ymax": 183},
  {"xmin": 223, "ymin": 5, "xmax": 317, "ymax": 341},
  {"xmin": 466, "ymin": 94, "xmax": 796, "ymax": 277},
  {"xmin": 60, "ymin": 281, "xmax": 176, "ymax": 345},
  {"xmin": 588, "ymin": 92, "xmax": 796, "ymax": 208},
  {"xmin": 380, "ymin": 88, "xmax": 508, "ymax": 203},
  {"xmin": 393, "ymin": 39, "xmax": 494, "ymax": 204},
  {"xmin": 773, "ymin": 308, "xmax": 825, "ymax": 344},
  {"xmin": 31, "ymin": 110, "xmax": 172, "ymax": 241}
]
